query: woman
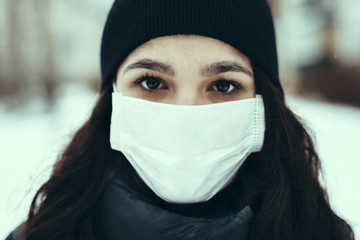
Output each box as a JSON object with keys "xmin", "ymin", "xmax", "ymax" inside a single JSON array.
[{"xmin": 7, "ymin": 0, "xmax": 354, "ymax": 239}]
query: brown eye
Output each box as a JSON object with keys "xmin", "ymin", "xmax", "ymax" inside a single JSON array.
[
  {"xmin": 135, "ymin": 74, "xmax": 166, "ymax": 91},
  {"xmin": 207, "ymin": 79, "xmax": 244, "ymax": 97},
  {"xmin": 212, "ymin": 80, "xmax": 235, "ymax": 92},
  {"xmin": 141, "ymin": 78, "xmax": 162, "ymax": 89}
]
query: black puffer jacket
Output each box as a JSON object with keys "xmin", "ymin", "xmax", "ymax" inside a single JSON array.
[{"xmin": 6, "ymin": 172, "xmax": 254, "ymax": 240}]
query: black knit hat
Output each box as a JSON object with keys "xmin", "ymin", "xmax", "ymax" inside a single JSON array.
[{"xmin": 100, "ymin": 0, "xmax": 282, "ymax": 92}]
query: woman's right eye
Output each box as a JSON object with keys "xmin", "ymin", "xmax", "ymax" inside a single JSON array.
[{"xmin": 135, "ymin": 74, "xmax": 167, "ymax": 91}]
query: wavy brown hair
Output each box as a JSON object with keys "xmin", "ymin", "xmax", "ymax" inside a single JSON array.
[{"xmin": 23, "ymin": 65, "xmax": 354, "ymax": 240}]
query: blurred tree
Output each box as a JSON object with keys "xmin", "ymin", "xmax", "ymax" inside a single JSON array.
[
  {"xmin": 32, "ymin": 0, "xmax": 57, "ymax": 105},
  {"xmin": 267, "ymin": 0, "xmax": 279, "ymax": 15},
  {"xmin": 298, "ymin": 0, "xmax": 360, "ymax": 107},
  {"xmin": 1, "ymin": 0, "xmax": 58, "ymax": 107},
  {"xmin": 0, "ymin": 0, "xmax": 113, "ymax": 107},
  {"xmin": 5, "ymin": 0, "xmax": 25, "ymax": 100}
]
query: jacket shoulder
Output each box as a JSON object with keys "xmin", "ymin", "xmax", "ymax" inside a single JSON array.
[{"xmin": 6, "ymin": 223, "xmax": 26, "ymax": 240}]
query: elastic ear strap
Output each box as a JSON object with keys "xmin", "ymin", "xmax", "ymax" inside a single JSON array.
[{"xmin": 113, "ymin": 81, "xmax": 118, "ymax": 93}]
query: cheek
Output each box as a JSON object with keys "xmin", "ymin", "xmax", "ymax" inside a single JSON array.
[{"xmin": 206, "ymin": 91, "xmax": 255, "ymax": 103}]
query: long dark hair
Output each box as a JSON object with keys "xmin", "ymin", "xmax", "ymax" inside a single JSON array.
[{"xmin": 24, "ymin": 66, "xmax": 354, "ymax": 240}]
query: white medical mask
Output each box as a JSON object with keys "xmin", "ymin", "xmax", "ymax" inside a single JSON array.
[{"xmin": 110, "ymin": 88, "xmax": 265, "ymax": 203}]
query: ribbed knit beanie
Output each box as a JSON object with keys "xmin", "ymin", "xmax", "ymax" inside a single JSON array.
[{"xmin": 100, "ymin": 0, "xmax": 282, "ymax": 92}]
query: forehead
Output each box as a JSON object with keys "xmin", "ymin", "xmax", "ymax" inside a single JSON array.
[{"xmin": 119, "ymin": 35, "xmax": 252, "ymax": 68}]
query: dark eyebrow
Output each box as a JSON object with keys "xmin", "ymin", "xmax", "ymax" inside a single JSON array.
[
  {"xmin": 124, "ymin": 59, "xmax": 175, "ymax": 76},
  {"xmin": 124, "ymin": 59, "xmax": 253, "ymax": 77},
  {"xmin": 201, "ymin": 61, "xmax": 253, "ymax": 77}
]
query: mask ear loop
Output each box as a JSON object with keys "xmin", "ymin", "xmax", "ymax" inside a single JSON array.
[
  {"xmin": 113, "ymin": 79, "xmax": 118, "ymax": 93},
  {"xmin": 112, "ymin": 80, "xmax": 124, "ymax": 96}
]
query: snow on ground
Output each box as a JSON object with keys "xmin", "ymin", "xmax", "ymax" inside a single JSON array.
[
  {"xmin": 287, "ymin": 96, "xmax": 360, "ymax": 238},
  {"xmin": 0, "ymin": 83, "xmax": 97, "ymax": 239},
  {"xmin": 0, "ymin": 85, "xmax": 359, "ymax": 239}
]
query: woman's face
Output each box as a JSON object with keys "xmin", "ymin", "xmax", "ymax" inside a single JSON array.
[{"xmin": 116, "ymin": 35, "xmax": 255, "ymax": 105}]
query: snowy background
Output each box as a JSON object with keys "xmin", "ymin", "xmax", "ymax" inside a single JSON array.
[
  {"xmin": 1, "ymin": 0, "xmax": 360, "ymax": 239},
  {"xmin": 1, "ymin": 85, "xmax": 359, "ymax": 239}
]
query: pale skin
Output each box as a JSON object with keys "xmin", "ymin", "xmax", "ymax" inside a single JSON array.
[{"xmin": 115, "ymin": 35, "xmax": 255, "ymax": 105}]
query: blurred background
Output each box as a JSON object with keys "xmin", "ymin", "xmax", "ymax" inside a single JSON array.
[{"xmin": 0, "ymin": 0, "xmax": 359, "ymax": 238}]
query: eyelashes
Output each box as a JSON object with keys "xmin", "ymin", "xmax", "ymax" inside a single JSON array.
[
  {"xmin": 210, "ymin": 79, "xmax": 243, "ymax": 95},
  {"xmin": 133, "ymin": 72, "xmax": 244, "ymax": 96},
  {"xmin": 134, "ymin": 73, "xmax": 166, "ymax": 92}
]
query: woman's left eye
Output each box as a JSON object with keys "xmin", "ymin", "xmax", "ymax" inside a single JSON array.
[{"xmin": 209, "ymin": 80, "xmax": 242, "ymax": 93}]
